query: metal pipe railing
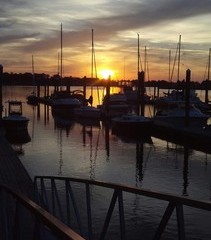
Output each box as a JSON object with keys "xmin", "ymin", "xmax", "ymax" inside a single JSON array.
[
  {"xmin": 0, "ymin": 184, "xmax": 85, "ymax": 240},
  {"xmin": 34, "ymin": 176, "xmax": 211, "ymax": 240}
]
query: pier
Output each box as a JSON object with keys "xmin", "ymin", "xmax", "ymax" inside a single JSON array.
[{"xmin": 0, "ymin": 127, "xmax": 34, "ymax": 197}]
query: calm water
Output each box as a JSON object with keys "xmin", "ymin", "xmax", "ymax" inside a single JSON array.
[{"xmin": 2, "ymin": 86, "xmax": 211, "ymax": 239}]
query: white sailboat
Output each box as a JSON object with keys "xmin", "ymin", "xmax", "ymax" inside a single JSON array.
[
  {"xmin": 112, "ymin": 34, "xmax": 152, "ymax": 137},
  {"xmin": 74, "ymin": 29, "xmax": 101, "ymax": 119}
]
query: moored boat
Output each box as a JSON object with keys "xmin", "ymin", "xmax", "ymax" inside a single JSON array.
[
  {"xmin": 2, "ymin": 100, "xmax": 31, "ymax": 142},
  {"xmin": 154, "ymin": 102, "xmax": 209, "ymax": 127},
  {"xmin": 112, "ymin": 114, "xmax": 153, "ymax": 136},
  {"xmin": 98, "ymin": 93, "xmax": 130, "ymax": 118}
]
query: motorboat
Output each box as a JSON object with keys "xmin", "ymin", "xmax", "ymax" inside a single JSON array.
[
  {"xmin": 98, "ymin": 93, "xmax": 130, "ymax": 118},
  {"xmin": 112, "ymin": 114, "xmax": 153, "ymax": 136},
  {"xmin": 155, "ymin": 89, "xmax": 210, "ymax": 112},
  {"xmin": 50, "ymin": 90, "xmax": 83, "ymax": 117},
  {"xmin": 2, "ymin": 100, "xmax": 30, "ymax": 131},
  {"xmin": 2, "ymin": 100, "xmax": 31, "ymax": 142},
  {"xmin": 74, "ymin": 105, "xmax": 101, "ymax": 119},
  {"xmin": 26, "ymin": 92, "xmax": 39, "ymax": 105},
  {"xmin": 154, "ymin": 102, "xmax": 209, "ymax": 127},
  {"xmin": 122, "ymin": 86, "xmax": 151, "ymax": 104}
]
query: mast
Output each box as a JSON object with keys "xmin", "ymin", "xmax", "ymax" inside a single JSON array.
[
  {"xmin": 60, "ymin": 23, "xmax": 63, "ymax": 90},
  {"xmin": 91, "ymin": 29, "xmax": 94, "ymax": 80},
  {"xmin": 91, "ymin": 29, "xmax": 94, "ymax": 101},
  {"xmin": 205, "ymin": 48, "xmax": 211, "ymax": 104},
  {"xmin": 169, "ymin": 50, "xmax": 171, "ymax": 82},
  {"xmin": 208, "ymin": 48, "xmax": 211, "ymax": 81},
  {"xmin": 137, "ymin": 34, "xmax": 145, "ymax": 116},
  {"xmin": 144, "ymin": 45, "xmax": 147, "ymax": 74},
  {"xmin": 137, "ymin": 33, "xmax": 140, "ymax": 73},
  {"xmin": 177, "ymin": 35, "xmax": 181, "ymax": 82},
  {"xmin": 32, "ymin": 55, "xmax": 35, "ymax": 94}
]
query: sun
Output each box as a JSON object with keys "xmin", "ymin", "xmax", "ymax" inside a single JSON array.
[{"xmin": 100, "ymin": 69, "xmax": 114, "ymax": 80}]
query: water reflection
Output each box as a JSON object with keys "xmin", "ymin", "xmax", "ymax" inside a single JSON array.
[
  {"xmin": 183, "ymin": 146, "xmax": 189, "ymax": 196},
  {"xmin": 2, "ymin": 86, "xmax": 211, "ymax": 239}
]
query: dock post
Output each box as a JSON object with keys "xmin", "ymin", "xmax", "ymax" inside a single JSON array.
[
  {"xmin": 0, "ymin": 65, "xmax": 3, "ymax": 120},
  {"xmin": 185, "ymin": 69, "xmax": 191, "ymax": 127}
]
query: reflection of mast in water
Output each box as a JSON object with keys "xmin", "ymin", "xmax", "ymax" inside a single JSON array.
[
  {"xmin": 37, "ymin": 103, "xmax": 40, "ymax": 120},
  {"xmin": 82, "ymin": 124, "xmax": 101, "ymax": 180},
  {"xmin": 31, "ymin": 106, "xmax": 36, "ymax": 141},
  {"xmin": 135, "ymin": 142, "xmax": 152, "ymax": 187},
  {"xmin": 58, "ymin": 129, "xmax": 63, "ymax": 175},
  {"xmin": 44, "ymin": 104, "xmax": 50, "ymax": 125},
  {"xmin": 182, "ymin": 146, "xmax": 189, "ymax": 196},
  {"xmin": 136, "ymin": 143, "xmax": 144, "ymax": 184},
  {"xmin": 104, "ymin": 121, "xmax": 110, "ymax": 160}
]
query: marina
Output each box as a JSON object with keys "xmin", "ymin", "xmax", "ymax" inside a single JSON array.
[
  {"xmin": 1, "ymin": 2, "xmax": 211, "ymax": 239},
  {"xmin": 1, "ymin": 85, "xmax": 211, "ymax": 239}
]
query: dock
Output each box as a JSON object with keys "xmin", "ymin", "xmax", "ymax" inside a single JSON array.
[{"xmin": 0, "ymin": 126, "xmax": 34, "ymax": 198}]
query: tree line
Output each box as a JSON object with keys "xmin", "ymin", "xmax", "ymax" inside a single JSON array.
[{"xmin": 2, "ymin": 72, "xmax": 211, "ymax": 90}]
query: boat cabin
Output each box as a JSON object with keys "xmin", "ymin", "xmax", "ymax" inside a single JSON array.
[{"xmin": 7, "ymin": 100, "xmax": 23, "ymax": 116}]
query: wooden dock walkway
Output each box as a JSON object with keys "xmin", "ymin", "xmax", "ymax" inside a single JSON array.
[{"xmin": 0, "ymin": 126, "xmax": 34, "ymax": 198}]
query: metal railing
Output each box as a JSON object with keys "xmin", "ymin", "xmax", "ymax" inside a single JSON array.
[
  {"xmin": 0, "ymin": 184, "xmax": 85, "ymax": 240},
  {"xmin": 34, "ymin": 176, "xmax": 211, "ymax": 240}
]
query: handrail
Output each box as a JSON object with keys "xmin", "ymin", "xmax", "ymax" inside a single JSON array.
[
  {"xmin": 34, "ymin": 176, "xmax": 211, "ymax": 240},
  {"xmin": 34, "ymin": 175, "xmax": 211, "ymax": 211},
  {"xmin": 0, "ymin": 184, "xmax": 85, "ymax": 240}
]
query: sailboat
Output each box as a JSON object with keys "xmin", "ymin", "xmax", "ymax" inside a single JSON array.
[
  {"xmin": 26, "ymin": 55, "xmax": 39, "ymax": 105},
  {"xmin": 111, "ymin": 34, "xmax": 153, "ymax": 138},
  {"xmin": 154, "ymin": 36, "xmax": 209, "ymax": 127},
  {"xmin": 51, "ymin": 24, "xmax": 85, "ymax": 117},
  {"xmin": 74, "ymin": 29, "xmax": 101, "ymax": 120}
]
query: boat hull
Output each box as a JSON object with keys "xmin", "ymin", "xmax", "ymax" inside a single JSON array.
[
  {"xmin": 154, "ymin": 116, "xmax": 208, "ymax": 128},
  {"xmin": 2, "ymin": 117, "xmax": 30, "ymax": 144},
  {"xmin": 112, "ymin": 115, "xmax": 153, "ymax": 138},
  {"xmin": 74, "ymin": 106, "xmax": 101, "ymax": 119},
  {"xmin": 2, "ymin": 117, "xmax": 29, "ymax": 132}
]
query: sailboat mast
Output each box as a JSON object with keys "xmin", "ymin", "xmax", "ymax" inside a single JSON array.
[
  {"xmin": 169, "ymin": 50, "xmax": 171, "ymax": 82},
  {"xmin": 32, "ymin": 55, "xmax": 35, "ymax": 76},
  {"xmin": 177, "ymin": 35, "xmax": 181, "ymax": 81},
  {"xmin": 60, "ymin": 23, "xmax": 63, "ymax": 90},
  {"xmin": 137, "ymin": 33, "xmax": 140, "ymax": 74},
  {"xmin": 205, "ymin": 48, "xmax": 211, "ymax": 104},
  {"xmin": 208, "ymin": 48, "xmax": 211, "ymax": 81},
  {"xmin": 91, "ymin": 29, "xmax": 94, "ymax": 80},
  {"xmin": 144, "ymin": 46, "xmax": 147, "ymax": 74},
  {"xmin": 32, "ymin": 55, "xmax": 35, "ymax": 94}
]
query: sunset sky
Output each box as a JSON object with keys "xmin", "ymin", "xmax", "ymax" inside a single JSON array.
[{"xmin": 1, "ymin": 0, "xmax": 211, "ymax": 82}]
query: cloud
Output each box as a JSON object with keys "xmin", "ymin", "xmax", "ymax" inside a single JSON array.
[{"xmin": 0, "ymin": 0, "xmax": 211, "ymax": 79}]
